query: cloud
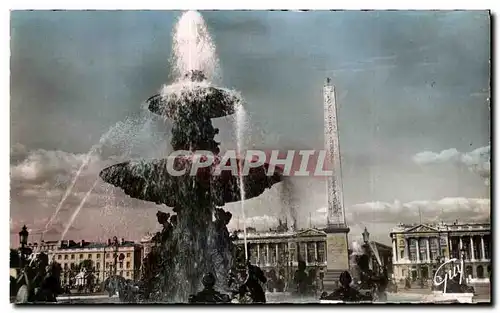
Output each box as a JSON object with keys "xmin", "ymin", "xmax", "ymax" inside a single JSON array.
[
  {"xmin": 10, "ymin": 147, "xmax": 102, "ymax": 186},
  {"xmin": 10, "ymin": 217, "xmax": 80, "ymax": 237},
  {"xmin": 228, "ymin": 214, "xmax": 279, "ymax": 231},
  {"xmin": 413, "ymin": 145, "xmax": 490, "ymax": 185},
  {"xmin": 240, "ymin": 197, "xmax": 490, "ymax": 244}
]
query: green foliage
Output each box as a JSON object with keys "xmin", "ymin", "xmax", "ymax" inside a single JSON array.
[{"xmin": 79, "ymin": 259, "xmax": 94, "ymax": 272}]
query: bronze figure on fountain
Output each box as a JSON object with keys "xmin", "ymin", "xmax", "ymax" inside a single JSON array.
[{"xmin": 99, "ymin": 68, "xmax": 283, "ymax": 302}]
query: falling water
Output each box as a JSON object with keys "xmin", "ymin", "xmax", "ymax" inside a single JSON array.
[
  {"xmin": 235, "ymin": 104, "xmax": 248, "ymax": 260},
  {"xmin": 44, "ymin": 114, "xmax": 161, "ymax": 240},
  {"xmin": 60, "ymin": 179, "xmax": 99, "ymax": 241}
]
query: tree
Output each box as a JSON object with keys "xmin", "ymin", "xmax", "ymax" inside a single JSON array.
[{"xmin": 79, "ymin": 259, "xmax": 94, "ymax": 272}]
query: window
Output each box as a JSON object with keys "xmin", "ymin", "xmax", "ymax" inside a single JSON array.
[
  {"xmin": 64, "ymin": 255, "xmax": 68, "ymax": 260},
  {"xmin": 289, "ymin": 243, "xmax": 296, "ymax": 264},
  {"xmin": 64, "ymin": 264, "xmax": 68, "ymax": 269},
  {"xmin": 106, "ymin": 253, "xmax": 110, "ymax": 259},
  {"xmin": 126, "ymin": 253, "xmax": 130, "ymax": 258},
  {"xmin": 58, "ymin": 255, "xmax": 62, "ymax": 260},
  {"xmin": 477, "ymin": 265, "xmax": 484, "ymax": 279},
  {"xmin": 126, "ymin": 271, "xmax": 130, "ymax": 277},
  {"xmin": 106, "ymin": 262, "xmax": 110, "ymax": 269},
  {"xmin": 126, "ymin": 262, "xmax": 130, "ymax": 269},
  {"xmin": 307, "ymin": 243, "xmax": 316, "ymax": 263},
  {"xmin": 300, "ymin": 243, "xmax": 307, "ymax": 262},
  {"xmin": 88, "ymin": 254, "xmax": 92, "ymax": 259},
  {"xmin": 119, "ymin": 262, "xmax": 123, "ymax": 269},
  {"xmin": 400, "ymin": 250, "xmax": 404, "ymax": 259},
  {"xmin": 259, "ymin": 244, "xmax": 267, "ymax": 264},
  {"xmin": 119, "ymin": 271, "xmax": 123, "ymax": 276},
  {"xmin": 409, "ymin": 239, "xmax": 417, "ymax": 261},
  {"xmin": 317, "ymin": 242, "xmax": 325, "ymax": 263},
  {"xmin": 80, "ymin": 254, "xmax": 84, "ymax": 259},
  {"xmin": 71, "ymin": 254, "xmax": 75, "ymax": 260},
  {"xmin": 96, "ymin": 263, "xmax": 100, "ymax": 270},
  {"xmin": 97, "ymin": 254, "xmax": 101, "ymax": 259}
]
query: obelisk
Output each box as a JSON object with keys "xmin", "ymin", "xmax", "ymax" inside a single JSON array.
[{"xmin": 323, "ymin": 77, "xmax": 350, "ymax": 285}]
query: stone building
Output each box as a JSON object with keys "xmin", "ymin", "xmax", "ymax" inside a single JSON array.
[
  {"xmin": 234, "ymin": 228, "xmax": 328, "ymax": 282},
  {"xmin": 390, "ymin": 222, "xmax": 491, "ymax": 282},
  {"xmin": 233, "ymin": 227, "xmax": 393, "ymax": 291},
  {"xmin": 39, "ymin": 238, "xmax": 143, "ymax": 285}
]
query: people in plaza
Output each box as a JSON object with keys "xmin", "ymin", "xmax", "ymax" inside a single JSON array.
[{"xmin": 293, "ymin": 260, "xmax": 309, "ymax": 295}]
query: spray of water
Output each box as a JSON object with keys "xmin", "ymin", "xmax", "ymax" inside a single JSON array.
[
  {"xmin": 171, "ymin": 10, "xmax": 220, "ymax": 82},
  {"xmin": 60, "ymin": 179, "xmax": 99, "ymax": 241},
  {"xmin": 235, "ymin": 104, "xmax": 248, "ymax": 260},
  {"xmin": 42, "ymin": 144, "xmax": 101, "ymax": 239},
  {"xmin": 43, "ymin": 114, "xmax": 161, "ymax": 241}
]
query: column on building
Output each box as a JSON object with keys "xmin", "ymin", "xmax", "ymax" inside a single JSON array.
[
  {"xmin": 404, "ymin": 238, "xmax": 410, "ymax": 261},
  {"xmin": 448, "ymin": 237, "xmax": 453, "ymax": 260},
  {"xmin": 275, "ymin": 244, "xmax": 279, "ymax": 265},
  {"xmin": 257, "ymin": 244, "xmax": 260, "ymax": 265},
  {"xmin": 392, "ymin": 238, "xmax": 397, "ymax": 263},
  {"xmin": 415, "ymin": 238, "xmax": 420, "ymax": 262},
  {"xmin": 425, "ymin": 238, "xmax": 430, "ymax": 262},
  {"xmin": 459, "ymin": 236, "xmax": 463, "ymax": 251},
  {"xmin": 480, "ymin": 235, "xmax": 486, "ymax": 260},
  {"xmin": 314, "ymin": 242, "xmax": 318, "ymax": 261},
  {"xmin": 266, "ymin": 243, "xmax": 270, "ymax": 265},
  {"xmin": 304, "ymin": 242, "xmax": 309, "ymax": 264},
  {"xmin": 470, "ymin": 236, "xmax": 475, "ymax": 261}
]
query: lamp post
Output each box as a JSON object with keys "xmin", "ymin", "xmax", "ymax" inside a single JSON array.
[
  {"xmin": 362, "ymin": 227, "xmax": 370, "ymax": 244},
  {"xmin": 18, "ymin": 225, "xmax": 29, "ymax": 268},
  {"xmin": 112, "ymin": 237, "xmax": 119, "ymax": 277},
  {"xmin": 362, "ymin": 227, "xmax": 371, "ymax": 269}
]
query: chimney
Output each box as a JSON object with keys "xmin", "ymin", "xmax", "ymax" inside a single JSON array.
[
  {"xmin": 107, "ymin": 239, "xmax": 111, "ymax": 246},
  {"xmin": 81, "ymin": 240, "xmax": 85, "ymax": 247},
  {"xmin": 121, "ymin": 238, "xmax": 125, "ymax": 245}
]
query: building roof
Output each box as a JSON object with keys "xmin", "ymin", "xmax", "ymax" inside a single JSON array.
[
  {"xmin": 235, "ymin": 228, "xmax": 326, "ymax": 240},
  {"xmin": 390, "ymin": 221, "xmax": 490, "ymax": 235}
]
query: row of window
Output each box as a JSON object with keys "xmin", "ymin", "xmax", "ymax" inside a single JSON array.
[
  {"xmin": 247, "ymin": 242, "xmax": 326, "ymax": 265},
  {"xmin": 60, "ymin": 261, "xmax": 132, "ymax": 270},
  {"xmin": 61, "ymin": 270, "xmax": 135, "ymax": 281},
  {"xmin": 56, "ymin": 252, "xmax": 131, "ymax": 261}
]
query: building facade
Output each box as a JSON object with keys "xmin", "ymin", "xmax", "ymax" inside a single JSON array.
[
  {"xmin": 234, "ymin": 228, "xmax": 328, "ymax": 282},
  {"xmin": 38, "ymin": 238, "xmax": 143, "ymax": 285},
  {"xmin": 233, "ymin": 228, "xmax": 392, "ymax": 290},
  {"xmin": 390, "ymin": 222, "xmax": 491, "ymax": 282}
]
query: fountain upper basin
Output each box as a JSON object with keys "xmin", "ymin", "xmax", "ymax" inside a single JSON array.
[
  {"xmin": 99, "ymin": 156, "xmax": 283, "ymax": 207},
  {"xmin": 147, "ymin": 81, "xmax": 243, "ymax": 119}
]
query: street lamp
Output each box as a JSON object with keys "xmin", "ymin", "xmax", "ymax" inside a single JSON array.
[
  {"xmin": 362, "ymin": 227, "xmax": 370, "ymax": 244},
  {"xmin": 19, "ymin": 225, "xmax": 29, "ymax": 247},
  {"xmin": 362, "ymin": 227, "xmax": 371, "ymax": 267},
  {"xmin": 18, "ymin": 225, "xmax": 29, "ymax": 267}
]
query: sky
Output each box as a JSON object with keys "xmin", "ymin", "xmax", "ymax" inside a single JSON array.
[{"xmin": 10, "ymin": 10, "xmax": 491, "ymax": 246}]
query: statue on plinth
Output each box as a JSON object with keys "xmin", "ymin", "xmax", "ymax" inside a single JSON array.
[
  {"xmin": 15, "ymin": 253, "xmax": 62, "ymax": 303},
  {"xmin": 188, "ymin": 273, "xmax": 231, "ymax": 304},
  {"xmin": 228, "ymin": 247, "xmax": 267, "ymax": 303},
  {"xmin": 320, "ymin": 271, "xmax": 363, "ymax": 302}
]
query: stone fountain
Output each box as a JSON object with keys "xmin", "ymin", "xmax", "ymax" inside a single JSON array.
[{"xmin": 99, "ymin": 11, "xmax": 282, "ymax": 303}]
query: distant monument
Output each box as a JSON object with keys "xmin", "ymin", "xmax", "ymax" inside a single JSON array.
[{"xmin": 322, "ymin": 78, "xmax": 350, "ymax": 290}]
